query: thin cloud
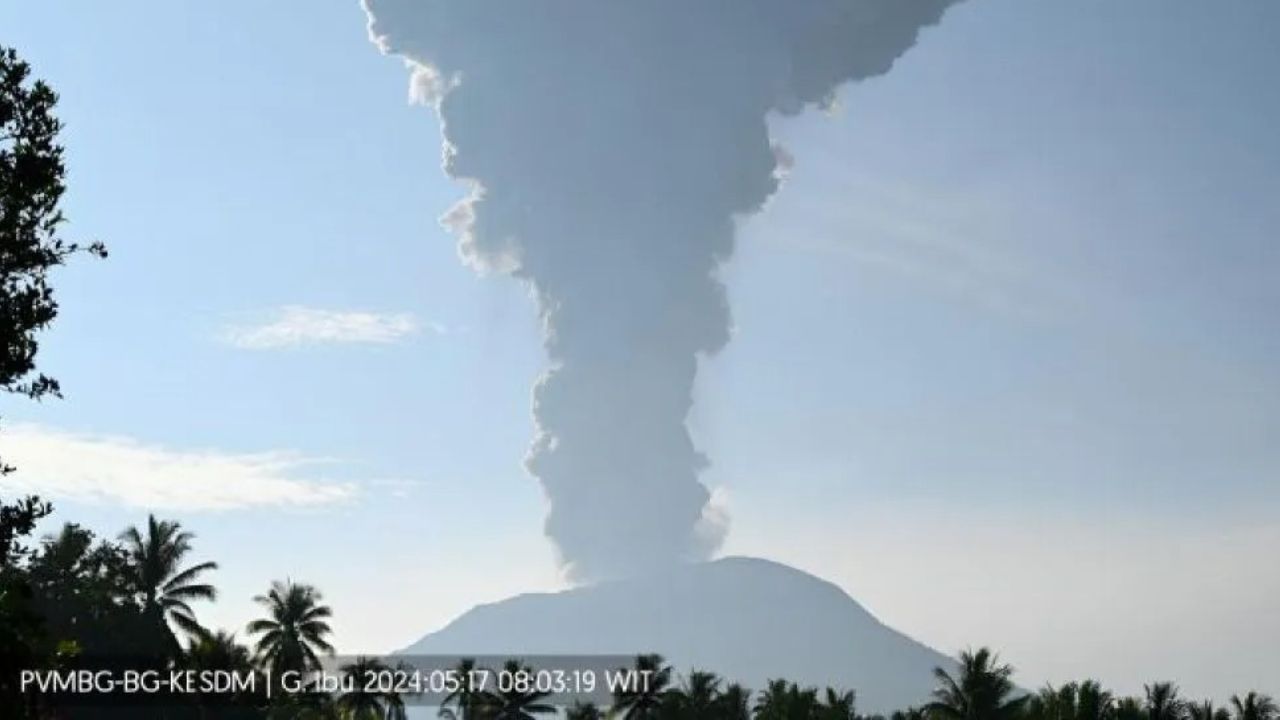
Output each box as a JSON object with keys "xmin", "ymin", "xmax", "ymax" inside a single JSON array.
[
  {"xmin": 0, "ymin": 424, "xmax": 355, "ymax": 510},
  {"xmin": 765, "ymin": 172, "xmax": 1054, "ymax": 322},
  {"xmin": 220, "ymin": 306, "xmax": 425, "ymax": 349}
]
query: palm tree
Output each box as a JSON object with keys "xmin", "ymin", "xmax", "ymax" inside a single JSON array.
[
  {"xmin": 754, "ymin": 679, "xmax": 819, "ymax": 720},
  {"xmin": 715, "ymin": 683, "xmax": 751, "ymax": 720},
  {"xmin": 1230, "ymin": 694, "xmax": 1278, "ymax": 720},
  {"xmin": 246, "ymin": 579, "xmax": 335, "ymax": 678},
  {"xmin": 611, "ymin": 654, "xmax": 673, "ymax": 720},
  {"xmin": 818, "ymin": 688, "xmax": 857, "ymax": 720},
  {"xmin": 185, "ymin": 631, "xmax": 261, "ymax": 714},
  {"xmin": 1075, "ymin": 680, "xmax": 1115, "ymax": 720},
  {"xmin": 753, "ymin": 679, "xmax": 793, "ymax": 720},
  {"xmin": 1188, "ymin": 701, "xmax": 1230, "ymax": 720},
  {"xmin": 1032, "ymin": 684, "xmax": 1075, "ymax": 720},
  {"xmin": 925, "ymin": 648, "xmax": 1027, "ymax": 720},
  {"xmin": 1144, "ymin": 683, "xmax": 1186, "ymax": 720},
  {"xmin": 337, "ymin": 656, "xmax": 386, "ymax": 720},
  {"xmin": 668, "ymin": 670, "xmax": 722, "ymax": 718},
  {"xmin": 484, "ymin": 660, "xmax": 555, "ymax": 720},
  {"xmin": 1028, "ymin": 683, "xmax": 1094, "ymax": 720},
  {"xmin": 186, "ymin": 630, "xmax": 254, "ymax": 672},
  {"xmin": 1115, "ymin": 698, "xmax": 1146, "ymax": 720},
  {"xmin": 119, "ymin": 514, "xmax": 218, "ymax": 652},
  {"xmin": 440, "ymin": 658, "xmax": 483, "ymax": 720},
  {"xmin": 337, "ymin": 656, "xmax": 408, "ymax": 720}
]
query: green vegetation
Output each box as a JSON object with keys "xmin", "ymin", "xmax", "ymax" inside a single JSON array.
[
  {"xmin": 1, "ymin": 504, "xmax": 1277, "ymax": 720},
  {"xmin": 248, "ymin": 580, "xmax": 336, "ymax": 679},
  {"xmin": 120, "ymin": 515, "xmax": 220, "ymax": 653}
]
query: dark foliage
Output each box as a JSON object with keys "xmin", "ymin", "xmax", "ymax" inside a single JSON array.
[
  {"xmin": 2, "ymin": 507, "xmax": 1278, "ymax": 720},
  {"xmin": 1, "ymin": 45, "xmax": 105, "ymax": 472}
]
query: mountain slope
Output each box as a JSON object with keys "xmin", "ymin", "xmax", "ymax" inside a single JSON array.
[{"xmin": 402, "ymin": 556, "xmax": 954, "ymax": 712}]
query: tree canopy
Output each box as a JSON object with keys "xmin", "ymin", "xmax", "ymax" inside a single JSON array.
[{"xmin": 1, "ymin": 45, "xmax": 105, "ymax": 441}]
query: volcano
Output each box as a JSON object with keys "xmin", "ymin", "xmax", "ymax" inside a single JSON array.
[{"xmin": 402, "ymin": 556, "xmax": 954, "ymax": 713}]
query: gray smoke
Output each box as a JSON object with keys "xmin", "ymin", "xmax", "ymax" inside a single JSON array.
[{"xmin": 364, "ymin": 0, "xmax": 961, "ymax": 581}]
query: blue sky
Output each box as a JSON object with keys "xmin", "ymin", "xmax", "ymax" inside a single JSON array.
[{"xmin": 1, "ymin": 0, "xmax": 1277, "ymax": 700}]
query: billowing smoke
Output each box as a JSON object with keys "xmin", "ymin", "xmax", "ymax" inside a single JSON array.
[{"xmin": 364, "ymin": 0, "xmax": 961, "ymax": 581}]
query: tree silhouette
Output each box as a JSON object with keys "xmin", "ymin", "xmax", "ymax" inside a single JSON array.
[
  {"xmin": 483, "ymin": 660, "xmax": 556, "ymax": 720},
  {"xmin": 1076, "ymin": 681, "xmax": 1117, "ymax": 720},
  {"xmin": 440, "ymin": 658, "xmax": 484, "ymax": 720},
  {"xmin": 1116, "ymin": 697, "xmax": 1148, "ymax": 720},
  {"xmin": 0, "ymin": 45, "xmax": 106, "ymax": 474},
  {"xmin": 1188, "ymin": 701, "xmax": 1231, "ymax": 720},
  {"xmin": 247, "ymin": 579, "xmax": 335, "ymax": 678},
  {"xmin": 185, "ymin": 630, "xmax": 264, "ymax": 716},
  {"xmin": 667, "ymin": 670, "xmax": 722, "ymax": 718},
  {"xmin": 1, "ymin": 43, "xmax": 104, "ymax": 717},
  {"xmin": 891, "ymin": 707, "xmax": 929, "ymax": 720},
  {"xmin": 1027, "ymin": 683, "xmax": 1076, "ymax": 720},
  {"xmin": 1230, "ymin": 693, "xmax": 1278, "ymax": 720},
  {"xmin": 753, "ymin": 679, "xmax": 791, "ymax": 719},
  {"xmin": 715, "ymin": 682, "xmax": 752, "ymax": 720},
  {"xmin": 1027, "ymin": 682, "xmax": 1115, "ymax": 720},
  {"xmin": 1144, "ymin": 683, "xmax": 1186, "ymax": 720},
  {"xmin": 187, "ymin": 629, "xmax": 255, "ymax": 673},
  {"xmin": 754, "ymin": 679, "xmax": 820, "ymax": 720},
  {"xmin": 119, "ymin": 514, "xmax": 218, "ymax": 653},
  {"xmin": 564, "ymin": 702, "xmax": 604, "ymax": 720},
  {"xmin": 818, "ymin": 688, "xmax": 857, "ymax": 720},
  {"xmin": 0, "ymin": 495, "xmax": 50, "ymax": 563},
  {"xmin": 0, "ymin": 496, "xmax": 53, "ymax": 717},
  {"xmin": 28, "ymin": 523, "xmax": 139, "ymax": 645},
  {"xmin": 337, "ymin": 656, "xmax": 408, "ymax": 720},
  {"xmin": 925, "ymin": 648, "xmax": 1027, "ymax": 720},
  {"xmin": 612, "ymin": 654, "xmax": 674, "ymax": 720}
]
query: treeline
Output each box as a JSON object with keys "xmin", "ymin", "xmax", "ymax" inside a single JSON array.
[
  {"xmin": 0, "ymin": 501, "xmax": 342, "ymax": 719},
  {"xmin": 2, "ymin": 501, "xmax": 1277, "ymax": 720},
  {"xmin": 571, "ymin": 652, "xmax": 1278, "ymax": 720}
]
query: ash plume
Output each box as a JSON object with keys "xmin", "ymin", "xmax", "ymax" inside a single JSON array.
[{"xmin": 364, "ymin": 0, "xmax": 962, "ymax": 581}]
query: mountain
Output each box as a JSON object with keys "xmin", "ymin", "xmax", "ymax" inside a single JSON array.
[{"xmin": 401, "ymin": 556, "xmax": 954, "ymax": 713}]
